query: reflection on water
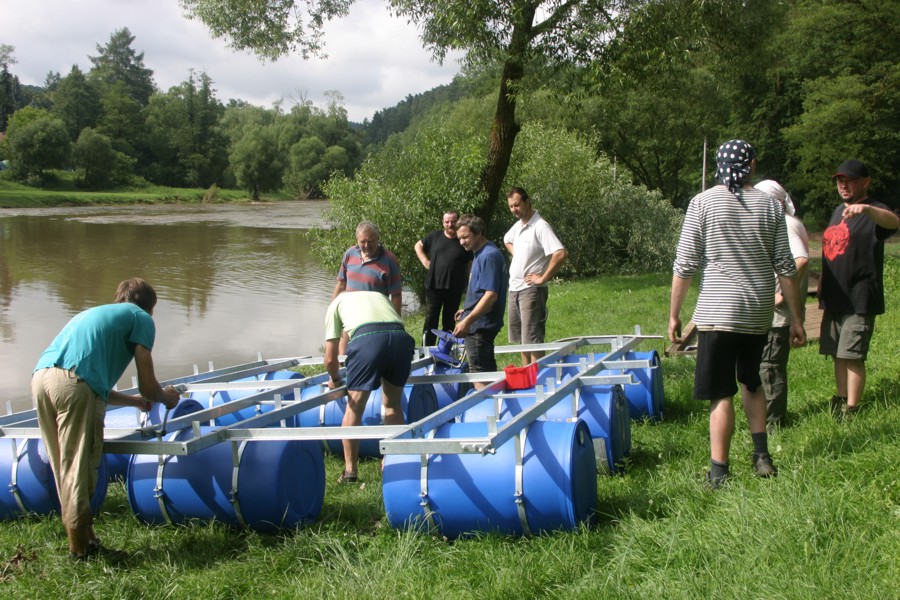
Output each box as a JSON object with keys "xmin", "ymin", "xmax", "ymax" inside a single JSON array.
[{"xmin": 0, "ymin": 201, "xmax": 337, "ymax": 413}]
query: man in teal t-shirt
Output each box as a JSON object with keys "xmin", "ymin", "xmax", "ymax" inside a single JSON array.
[{"xmin": 32, "ymin": 278, "xmax": 180, "ymax": 559}]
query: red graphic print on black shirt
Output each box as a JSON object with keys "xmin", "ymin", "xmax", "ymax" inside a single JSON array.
[{"xmin": 823, "ymin": 220, "xmax": 850, "ymax": 261}]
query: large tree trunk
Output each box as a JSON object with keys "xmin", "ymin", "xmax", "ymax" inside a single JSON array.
[{"xmin": 477, "ymin": 14, "xmax": 534, "ymax": 232}]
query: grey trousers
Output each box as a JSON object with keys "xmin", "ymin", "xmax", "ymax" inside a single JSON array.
[{"xmin": 760, "ymin": 326, "xmax": 791, "ymax": 425}]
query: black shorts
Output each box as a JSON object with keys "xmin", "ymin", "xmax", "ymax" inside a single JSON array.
[
  {"xmin": 346, "ymin": 323, "xmax": 415, "ymax": 391},
  {"xmin": 694, "ymin": 330, "xmax": 767, "ymax": 400}
]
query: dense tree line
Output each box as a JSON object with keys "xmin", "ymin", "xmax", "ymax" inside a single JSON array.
[
  {"xmin": 181, "ymin": 0, "xmax": 898, "ymax": 225},
  {"xmin": 2, "ymin": 1, "xmax": 898, "ymax": 229},
  {"xmin": 0, "ymin": 29, "xmax": 364, "ymax": 197}
]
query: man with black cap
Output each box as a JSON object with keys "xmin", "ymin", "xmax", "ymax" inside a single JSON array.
[
  {"xmin": 819, "ymin": 159, "xmax": 899, "ymax": 421},
  {"xmin": 669, "ymin": 140, "xmax": 806, "ymax": 489}
]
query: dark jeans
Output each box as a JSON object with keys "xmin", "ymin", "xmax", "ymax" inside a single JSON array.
[
  {"xmin": 422, "ymin": 288, "xmax": 463, "ymax": 346},
  {"xmin": 464, "ymin": 328, "xmax": 500, "ymax": 373}
]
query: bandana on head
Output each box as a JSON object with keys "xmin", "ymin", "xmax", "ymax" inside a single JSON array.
[
  {"xmin": 716, "ymin": 139, "xmax": 756, "ymax": 194},
  {"xmin": 754, "ymin": 179, "xmax": 796, "ymax": 216}
]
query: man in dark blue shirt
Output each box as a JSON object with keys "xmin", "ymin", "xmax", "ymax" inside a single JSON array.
[{"xmin": 453, "ymin": 214, "xmax": 507, "ymax": 388}]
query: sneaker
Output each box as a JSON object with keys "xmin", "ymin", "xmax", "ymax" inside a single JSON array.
[
  {"xmin": 706, "ymin": 470, "xmax": 729, "ymax": 490},
  {"xmin": 752, "ymin": 452, "xmax": 777, "ymax": 478}
]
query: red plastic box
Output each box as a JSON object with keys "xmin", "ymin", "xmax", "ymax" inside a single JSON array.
[{"xmin": 504, "ymin": 363, "xmax": 538, "ymax": 390}]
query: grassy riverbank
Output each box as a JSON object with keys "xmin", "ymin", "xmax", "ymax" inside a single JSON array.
[
  {"xmin": 2, "ymin": 260, "xmax": 899, "ymax": 599},
  {"xmin": 0, "ymin": 173, "xmax": 287, "ymax": 207}
]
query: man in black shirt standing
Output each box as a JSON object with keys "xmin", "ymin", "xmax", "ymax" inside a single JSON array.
[
  {"xmin": 819, "ymin": 159, "xmax": 899, "ymax": 420},
  {"xmin": 414, "ymin": 211, "xmax": 473, "ymax": 346}
]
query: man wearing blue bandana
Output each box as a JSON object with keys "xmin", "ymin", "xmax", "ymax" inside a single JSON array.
[{"xmin": 668, "ymin": 140, "xmax": 806, "ymax": 489}]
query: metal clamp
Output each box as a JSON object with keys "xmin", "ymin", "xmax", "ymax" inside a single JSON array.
[
  {"xmin": 418, "ymin": 427, "xmax": 439, "ymax": 531},
  {"xmin": 154, "ymin": 432, "xmax": 175, "ymax": 525},
  {"xmin": 514, "ymin": 425, "xmax": 532, "ymax": 537},
  {"xmin": 9, "ymin": 439, "xmax": 27, "ymax": 513},
  {"xmin": 230, "ymin": 440, "xmax": 249, "ymax": 527}
]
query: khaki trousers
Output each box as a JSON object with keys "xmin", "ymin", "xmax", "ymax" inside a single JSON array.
[{"xmin": 33, "ymin": 367, "xmax": 105, "ymax": 530}]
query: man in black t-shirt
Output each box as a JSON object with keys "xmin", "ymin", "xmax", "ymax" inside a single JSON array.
[
  {"xmin": 819, "ymin": 159, "xmax": 899, "ymax": 420},
  {"xmin": 414, "ymin": 211, "xmax": 473, "ymax": 346}
]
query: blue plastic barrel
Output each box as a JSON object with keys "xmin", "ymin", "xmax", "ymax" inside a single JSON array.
[
  {"xmin": 104, "ymin": 398, "xmax": 205, "ymax": 481},
  {"xmin": 382, "ymin": 420, "xmax": 596, "ymax": 537},
  {"xmin": 297, "ymin": 383, "xmax": 438, "ymax": 456},
  {"xmin": 460, "ymin": 384, "xmax": 630, "ymax": 474},
  {"xmin": 620, "ymin": 350, "xmax": 665, "ymax": 421},
  {"xmin": 0, "ymin": 437, "xmax": 108, "ymax": 520},
  {"xmin": 126, "ymin": 425, "xmax": 324, "ymax": 532},
  {"xmin": 539, "ymin": 351, "xmax": 665, "ymax": 421},
  {"xmin": 188, "ymin": 371, "xmax": 304, "ymax": 426},
  {"xmin": 411, "ymin": 362, "xmax": 471, "ymax": 410}
]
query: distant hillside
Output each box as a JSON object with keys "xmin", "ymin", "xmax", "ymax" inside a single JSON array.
[{"xmin": 361, "ymin": 78, "xmax": 468, "ymax": 146}]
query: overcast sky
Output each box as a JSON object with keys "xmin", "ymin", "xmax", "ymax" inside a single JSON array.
[{"xmin": 4, "ymin": 0, "xmax": 463, "ymax": 122}]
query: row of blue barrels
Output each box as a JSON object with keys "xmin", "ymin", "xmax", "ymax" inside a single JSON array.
[
  {"xmin": 1, "ymin": 352, "xmax": 658, "ymax": 535},
  {"xmin": 534, "ymin": 350, "xmax": 665, "ymax": 422},
  {"xmin": 378, "ymin": 351, "xmax": 662, "ymax": 536},
  {"xmin": 0, "ymin": 419, "xmax": 598, "ymax": 538},
  {"xmin": 0, "ymin": 430, "xmax": 324, "ymax": 532},
  {"xmin": 119, "ymin": 369, "xmax": 441, "ymax": 530}
]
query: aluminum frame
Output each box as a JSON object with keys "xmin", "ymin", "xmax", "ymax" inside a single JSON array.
[{"xmin": 1, "ymin": 332, "xmax": 661, "ymax": 460}]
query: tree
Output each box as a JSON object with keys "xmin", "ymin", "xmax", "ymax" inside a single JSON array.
[
  {"xmin": 0, "ymin": 45, "xmax": 27, "ymax": 131},
  {"xmin": 72, "ymin": 127, "xmax": 134, "ymax": 188},
  {"xmin": 283, "ymin": 136, "xmax": 328, "ymax": 196},
  {"xmin": 6, "ymin": 114, "xmax": 71, "ymax": 180},
  {"xmin": 97, "ymin": 81, "xmax": 145, "ymax": 159},
  {"xmin": 776, "ymin": 0, "xmax": 900, "ymax": 221},
  {"xmin": 89, "ymin": 28, "xmax": 156, "ymax": 106},
  {"xmin": 179, "ymin": 0, "xmax": 621, "ymax": 228},
  {"xmin": 229, "ymin": 124, "xmax": 284, "ymax": 199},
  {"xmin": 144, "ymin": 71, "xmax": 228, "ymax": 186},
  {"xmin": 51, "ymin": 66, "xmax": 102, "ymax": 141}
]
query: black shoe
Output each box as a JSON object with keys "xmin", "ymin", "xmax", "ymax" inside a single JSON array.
[
  {"xmin": 830, "ymin": 395, "xmax": 846, "ymax": 419},
  {"xmin": 752, "ymin": 452, "xmax": 777, "ymax": 478},
  {"xmin": 706, "ymin": 470, "xmax": 729, "ymax": 490},
  {"xmin": 838, "ymin": 403, "xmax": 860, "ymax": 423}
]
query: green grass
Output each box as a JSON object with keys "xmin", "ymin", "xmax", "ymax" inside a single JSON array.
[
  {"xmin": 2, "ymin": 261, "xmax": 899, "ymax": 599},
  {"xmin": 0, "ymin": 171, "xmax": 291, "ymax": 207}
]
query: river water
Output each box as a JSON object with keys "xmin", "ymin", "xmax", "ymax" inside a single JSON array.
[{"xmin": 0, "ymin": 201, "xmax": 345, "ymax": 413}]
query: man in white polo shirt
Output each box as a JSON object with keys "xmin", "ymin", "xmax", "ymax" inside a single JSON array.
[{"xmin": 503, "ymin": 187, "xmax": 567, "ymax": 365}]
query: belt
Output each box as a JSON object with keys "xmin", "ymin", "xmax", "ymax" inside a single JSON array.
[{"xmin": 351, "ymin": 322, "xmax": 405, "ymax": 341}]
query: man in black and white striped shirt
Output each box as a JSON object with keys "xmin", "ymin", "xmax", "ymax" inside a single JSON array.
[{"xmin": 668, "ymin": 139, "xmax": 806, "ymax": 489}]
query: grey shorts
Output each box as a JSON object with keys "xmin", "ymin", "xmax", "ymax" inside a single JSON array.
[
  {"xmin": 508, "ymin": 286, "xmax": 548, "ymax": 344},
  {"xmin": 819, "ymin": 312, "xmax": 875, "ymax": 360}
]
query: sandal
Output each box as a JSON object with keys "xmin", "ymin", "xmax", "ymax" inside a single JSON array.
[{"xmin": 337, "ymin": 471, "xmax": 358, "ymax": 484}]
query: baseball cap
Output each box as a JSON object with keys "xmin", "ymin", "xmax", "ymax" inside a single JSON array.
[{"xmin": 832, "ymin": 159, "xmax": 869, "ymax": 180}]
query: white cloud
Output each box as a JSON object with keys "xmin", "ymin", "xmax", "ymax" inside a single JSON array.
[{"xmin": 4, "ymin": 0, "xmax": 462, "ymax": 122}]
